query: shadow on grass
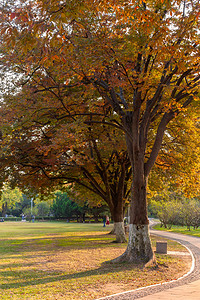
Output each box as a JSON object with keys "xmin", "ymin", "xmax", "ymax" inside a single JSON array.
[
  {"xmin": 0, "ymin": 233, "xmax": 130, "ymax": 291},
  {"xmin": 0, "ymin": 234, "xmax": 126, "ymax": 257},
  {"xmin": 0, "ymin": 259, "xmax": 143, "ymax": 290}
]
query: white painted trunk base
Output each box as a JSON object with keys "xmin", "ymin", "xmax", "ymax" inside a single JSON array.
[
  {"xmin": 113, "ymin": 224, "xmax": 155, "ymax": 264},
  {"xmin": 114, "ymin": 222, "xmax": 127, "ymax": 243}
]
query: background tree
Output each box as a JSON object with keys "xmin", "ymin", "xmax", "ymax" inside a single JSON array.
[
  {"xmin": 23, "ymin": 206, "xmax": 38, "ymax": 221},
  {"xmin": 52, "ymin": 191, "xmax": 82, "ymax": 220},
  {"xmin": 0, "ymin": 184, "xmax": 23, "ymax": 217},
  {"xmin": 36, "ymin": 201, "xmax": 50, "ymax": 220},
  {"xmin": 0, "ymin": 0, "xmax": 200, "ymax": 263},
  {"xmin": 7, "ymin": 193, "xmax": 33, "ymax": 217},
  {"xmin": 151, "ymin": 192, "xmax": 183, "ymax": 228},
  {"xmin": 180, "ymin": 198, "xmax": 200, "ymax": 230},
  {"xmin": 152, "ymin": 194, "xmax": 200, "ymax": 230}
]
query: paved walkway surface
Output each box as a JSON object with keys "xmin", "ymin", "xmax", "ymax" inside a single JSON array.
[
  {"xmin": 97, "ymin": 227, "xmax": 200, "ymax": 300},
  {"xmin": 139, "ymin": 279, "xmax": 200, "ymax": 299},
  {"xmin": 136, "ymin": 229, "xmax": 200, "ymax": 300}
]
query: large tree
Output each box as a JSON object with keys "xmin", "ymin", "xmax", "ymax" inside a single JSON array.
[{"xmin": 0, "ymin": 0, "xmax": 200, "ymax": 264}]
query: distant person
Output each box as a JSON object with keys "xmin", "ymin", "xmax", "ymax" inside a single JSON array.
[
  {"xmin": 31, "ymin": 215, "xmax": 35, "ymax": 223},
  {"xmin": 106, "ymin": 216, "xmax": 110, "ymax": 225},
  {"xmin": 103, "ymin": 216, "xmax": 106, "ymax": 227},
  {"xmin": 21, "ymin": 214, "xmax": 26, "ymax": 222}
]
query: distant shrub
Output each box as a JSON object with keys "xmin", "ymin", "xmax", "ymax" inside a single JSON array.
[{"xmin": 4, "ymin": 217, "xmax": 21, "ymax": 221}]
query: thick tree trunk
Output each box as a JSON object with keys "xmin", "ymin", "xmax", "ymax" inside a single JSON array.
[
  {"xmin": 113, "ymin": 184, "xmax": 155, "ymax": 263},
  {"xmin": 128, "ymin": 177, "xmax": 154, "ymax": 263},
  {"xmin": 113, "ymin": 133, "xmax": 155, "ymax": 264},
  {"xmin": 113, "ymin": 224, "xmax": 154, "ymax": 264}
]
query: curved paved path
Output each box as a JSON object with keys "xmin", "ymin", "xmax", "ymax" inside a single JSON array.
[{"xmin": 97, "ymin": 227, "xmax": 200, "ymax": 300}]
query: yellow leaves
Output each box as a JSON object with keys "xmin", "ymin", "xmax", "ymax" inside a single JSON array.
[
  {"xmin": 61, "ymin": 12, "xmax": 66, "ymax": 20},
  {"xmin": 164, "ymin": 100, "xmax": 184, "ymax": 113},
  {"xmin": 149, "ymin": 105, "xmax": 200, "ymax": 197}
]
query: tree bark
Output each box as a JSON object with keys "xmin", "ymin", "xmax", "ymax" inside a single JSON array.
[
  {"xmin": 113, "ymin": 173, "xmax": 155, "ymax": 263},
  {"xmin": 113, "ymin": 224, "xmax": 154, "ymax": 264}
]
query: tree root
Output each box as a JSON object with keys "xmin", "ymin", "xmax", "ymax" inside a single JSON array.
[{"xmin": 110, "ymin": 250, "xmax": 156, "ymax": 265}]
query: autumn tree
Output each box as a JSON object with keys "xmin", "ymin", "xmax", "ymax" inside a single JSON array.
[
  {"xmin": 0, "ymin": 109, "xmax": 131, "ymax": 242},
  {"xmin": 0, "ymin": 0, "xmax": 200, "ymax": 263}
]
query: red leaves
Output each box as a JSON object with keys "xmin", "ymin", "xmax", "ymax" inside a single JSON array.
[
  {"xmin": 10, "ymin": 13, "xmax": 16, "ymax": 20},
  {"xmin": 9, "ymin": 12, "xmax": 28, "ymax": 22}
]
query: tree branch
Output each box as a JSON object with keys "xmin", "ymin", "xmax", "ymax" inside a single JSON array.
[{"xmin": 144, "ymin": 112, "xmax": 174, "ymax": 177}]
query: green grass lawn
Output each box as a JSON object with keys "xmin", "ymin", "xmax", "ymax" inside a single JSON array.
[
  {"xmin": 0, "ymin": 221, "xmax": 191, "ymax": 300},
  {"xmin": 153, "ymin": 223, "xmax": 200, "ymax": 237}
]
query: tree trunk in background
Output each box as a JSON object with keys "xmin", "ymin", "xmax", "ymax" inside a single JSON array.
[
  {"xmin": 114, "ymin": 222, "xmax": 127, "ymax": 243},
  {"xmin": 111, "ymin": 205, "xmax": 127, "ymax": 243},
  {"xmin": 2, "ymin": 202, "xmax": 7, "ymax": 217}
]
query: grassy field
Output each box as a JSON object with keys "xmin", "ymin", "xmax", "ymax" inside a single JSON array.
[
  {"xmin": 154, "ymin": 223, "xmax": 200, "ymax": 237},
  {"xmin": 0, "ymin": 221, "xmax": 191, "ymax": 300}
]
